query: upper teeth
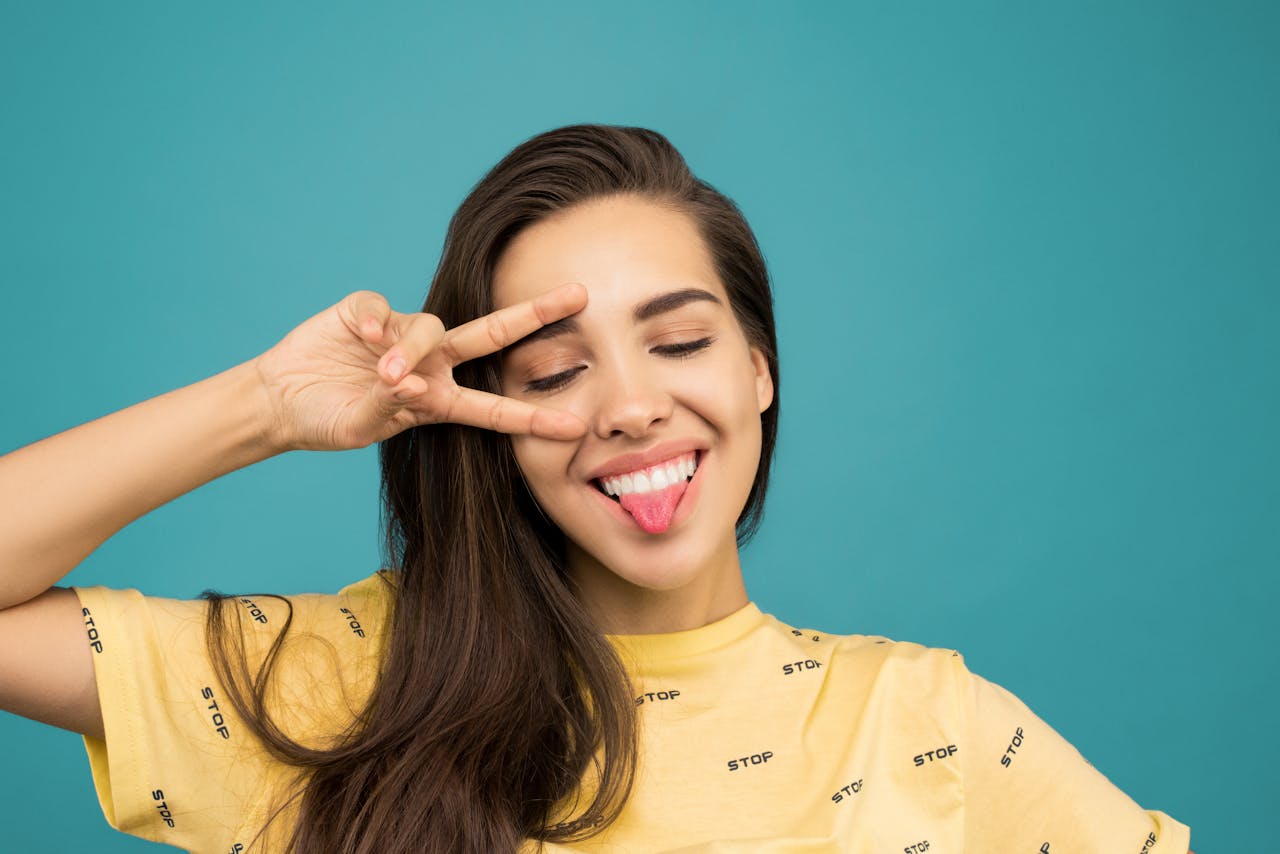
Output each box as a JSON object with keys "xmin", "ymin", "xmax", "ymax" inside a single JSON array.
[{"xmin": 599, "ymin": 452, "xmax": 698, "ymax": 496}]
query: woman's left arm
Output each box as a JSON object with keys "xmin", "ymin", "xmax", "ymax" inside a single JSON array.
[{"xmin": 951, "ymin": 651, "xmax": 1193, "ymax": 853}]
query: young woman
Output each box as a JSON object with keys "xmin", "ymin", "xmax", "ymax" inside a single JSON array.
[{"xmin": 0, "ymin": 124, "xmax": 1192, "ymax": 853}]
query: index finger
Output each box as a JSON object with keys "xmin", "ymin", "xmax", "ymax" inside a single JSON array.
[{"xmin": 437, "ymin": 282, "xmax": 587, "ymax": 366}]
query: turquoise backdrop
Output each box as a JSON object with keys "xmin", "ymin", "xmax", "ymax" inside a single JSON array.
[{"xmin": 2, "ymin": 1, "xmax": 1275, "ymax": 850}]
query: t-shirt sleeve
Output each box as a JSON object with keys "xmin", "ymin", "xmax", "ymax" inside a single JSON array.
[
  {"xmin": 952, "ymin": 652, "xmax": 1191, "ymax": 853},
  {"xmin": 70, "ymin": 572, "xmax": 392, "ymax": 851}
]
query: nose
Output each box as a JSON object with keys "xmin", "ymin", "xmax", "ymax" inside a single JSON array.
[{"xmin": 590, "ymin": 359, "xmax": 675, "ymax": 439}]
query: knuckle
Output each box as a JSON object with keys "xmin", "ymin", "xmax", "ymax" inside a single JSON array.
[
  {"xmin": 351, "ymin": 288, "xmax": 380, "ymax": 308},
  {"xmin": 401, "ymin": 314, "xmax": 434, "ymax": 355},
  {"xmin": 443, "ymin": 385, "xmax": 463, "ymax": 423},
  {"xmin": 377, "ymin": 390, "xmax": 400, "ymax": 418},
  {"xmin": 350, "ymin": 289, "xmax": 388, "ymax": 321},
  {"xmin": 486, "ymin": 314, "xmax": 511, "ymax": 350},
  {"xmin": 531, "ymin": 297, "xmax": 554, "ymax": 326},
  {"xmin": 487, "ymin": 397, "xmax": 504, "ymax": 432},
  {"xmin": 437, "ymin": 334, "xmax": 462, "ymax": 365},
  {"xmin": 423, "ymin": 313, "xmax": 446, "ymax": 342}
]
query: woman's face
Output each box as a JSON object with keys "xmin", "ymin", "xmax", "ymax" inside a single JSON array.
[{"xmin": 493, "ymin": 195, "xmax": 773, "ymax": 630}]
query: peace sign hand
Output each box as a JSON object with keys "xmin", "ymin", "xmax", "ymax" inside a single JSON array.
[{"xmin": 254, "ymin": 283, "xmax": 588, "ymax": 452}]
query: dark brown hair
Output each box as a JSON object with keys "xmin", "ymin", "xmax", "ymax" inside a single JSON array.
[{"xmin": 201, "ymin": 124, "xmax": 780, "ymax": 852}]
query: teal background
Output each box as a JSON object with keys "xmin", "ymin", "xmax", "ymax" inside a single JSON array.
[{"xmin": 1, "ymin": 1, "xmax": 1274, "ymax": 850}]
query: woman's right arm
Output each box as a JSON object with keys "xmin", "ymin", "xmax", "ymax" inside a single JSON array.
[
  {"xmin": 0, "ymin": 281, "xmax": 589, "ymax": 610},
  {"xmin": 0, "ymin": 358, "xmax": 278, "ymax": 741}
]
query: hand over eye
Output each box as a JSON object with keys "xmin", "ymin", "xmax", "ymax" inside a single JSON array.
[{"xmin": 253, "ymin": 282, "xmax": 589, "ymax": 451}]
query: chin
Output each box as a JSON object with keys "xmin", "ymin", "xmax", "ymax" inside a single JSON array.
[
  {"xmin": 567, "ymin": 532, "xmax": 725, "ymax": 594},
  {"xmin": 612, "ymin": 561, "xmax": 704, "ymax": 592}
]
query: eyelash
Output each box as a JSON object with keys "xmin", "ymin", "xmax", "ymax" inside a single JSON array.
[{"xmin": 523, "ymin": 336, "xmax": 717, "ymax": 393}]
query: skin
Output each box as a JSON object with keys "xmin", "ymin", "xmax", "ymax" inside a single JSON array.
[{"xmin": 492, "ymin": 195, "xmax": 773, "ymax": 635}]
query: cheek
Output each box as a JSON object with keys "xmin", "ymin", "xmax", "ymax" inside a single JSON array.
[
  {"xmin": 697, "ymin": 352, "xmax": 763, "ymax": 421},
  {"xmin": 509, "ymin": 434, "xmax": 539, "ymax": 478},
  {"xmin": 510, "ymin": 435, "xmax": 571, "ymax": 491}
]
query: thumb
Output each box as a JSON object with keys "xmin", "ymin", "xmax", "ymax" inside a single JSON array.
[{"xmin": 360, "ymin": 375, "xmax": 430, "ymax": 438}]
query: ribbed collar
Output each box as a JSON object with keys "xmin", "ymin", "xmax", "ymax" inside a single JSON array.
[{"xmin": 605, "ymin": 601, "xmax": 766, "ymax": 662}]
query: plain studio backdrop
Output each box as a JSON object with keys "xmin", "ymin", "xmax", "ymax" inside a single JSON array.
[{"xmin": 1, "ymin": 2, "xmax": 1275, "ymax": 850}]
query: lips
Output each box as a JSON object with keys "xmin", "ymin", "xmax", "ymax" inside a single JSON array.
[
  {"xmin": 593, "ymin": 451, "xmax": 699, "ymax": 501},
  {"xmin": 587, "ymin": 449, "xmax": 706, "ymax": 532}
]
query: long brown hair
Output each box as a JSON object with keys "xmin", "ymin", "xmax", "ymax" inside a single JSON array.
[{"xmin": 201, "ymin": 124, "xmax": 781, "ymax": 852}]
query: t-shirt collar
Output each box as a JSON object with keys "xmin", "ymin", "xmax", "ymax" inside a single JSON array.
[{"xmin": 605, "ymin": 601, "xmax": 765, "ymax": 662}]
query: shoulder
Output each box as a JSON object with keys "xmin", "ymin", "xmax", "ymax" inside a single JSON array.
[
  {"xmin": 763, "ymin": 610, "xmax": 963, "ymax": 667},
  {"xmin": 69, "ymin": 568, "xmax": 396, "ymax": 666},
  {"xmin": 221, "ymin": 567, "xmax": 395, "ymax": 637},
  {"xmin": 337, "ymin": 567, "xmax": 397, "ymax": 599},
  {"xmin": 759, "ymin": 609, "xmax": 969, "ymax": 695}
]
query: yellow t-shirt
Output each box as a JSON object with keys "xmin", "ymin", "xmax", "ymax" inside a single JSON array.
[{"xmin": 71, "ymin": 573, "xmax": 1191, "ymax": 853}]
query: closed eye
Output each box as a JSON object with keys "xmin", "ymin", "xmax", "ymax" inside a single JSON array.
[
  {"xmin": 522, "ymin": 336, "xmax": 717, "ymax": 394},
  {"xmin": 654, "ymin": 336, "xmax": 716, "ymax": 359},
  {"xmin": 524, "ymin": 366, "xmax": 585, "ymax": 394}
]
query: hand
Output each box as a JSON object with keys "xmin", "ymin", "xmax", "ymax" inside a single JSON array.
[{"xmin": 254, "ymin": 283, "xmax": 589, "ymax": 452}]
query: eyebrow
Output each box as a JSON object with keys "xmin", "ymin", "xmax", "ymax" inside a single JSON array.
[{"xmin": 507, "ymin": 287, "xmax": 723, "ymax": 350}]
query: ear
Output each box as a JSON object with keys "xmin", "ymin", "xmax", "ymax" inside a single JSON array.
[{"xmin": 749, "ymin": 346, "xmax": 774, "ymax": 414}]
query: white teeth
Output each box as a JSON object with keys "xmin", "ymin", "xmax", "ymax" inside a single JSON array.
[{"xmin": 598, "ymin": 452, "xmax": 701, "ymax": 497}]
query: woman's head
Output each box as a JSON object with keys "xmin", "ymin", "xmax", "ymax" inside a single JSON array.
[
  {"xmin": 422, "ymin": 125, "xmax": 780, "ymax": 604},
  {"xmin": 493, "ymin": 196, "xmax": 774, "ymax": 627}
]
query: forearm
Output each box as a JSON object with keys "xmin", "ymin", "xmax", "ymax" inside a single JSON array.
[{"xmin": 0, "ymin": 358, "xmax": 282, "ymax": 609}]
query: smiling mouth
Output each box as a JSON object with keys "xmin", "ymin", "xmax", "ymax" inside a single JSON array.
[{"xmin": 592, "ymin": 450, "xmax": 701, "ymax": 503}]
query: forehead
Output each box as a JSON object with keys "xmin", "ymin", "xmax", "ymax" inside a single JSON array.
[{"xmin": 491, "ymin": 195, "xmax": 727, "ymax": 312}]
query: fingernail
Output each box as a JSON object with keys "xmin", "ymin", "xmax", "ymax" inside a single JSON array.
[{"xmin": 386, "ymin": 357, "xmax": 406, "ymax": 380}]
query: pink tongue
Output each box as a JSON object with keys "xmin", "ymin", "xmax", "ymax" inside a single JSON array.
[{"xmin": 618, "ymin": 480, "xmax": 688, "ymax": 534}]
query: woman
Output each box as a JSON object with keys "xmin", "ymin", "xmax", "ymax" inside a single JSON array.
[{"xmin": 0, "ymin": 124, "xmax": 1192, "ymax": 852}]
